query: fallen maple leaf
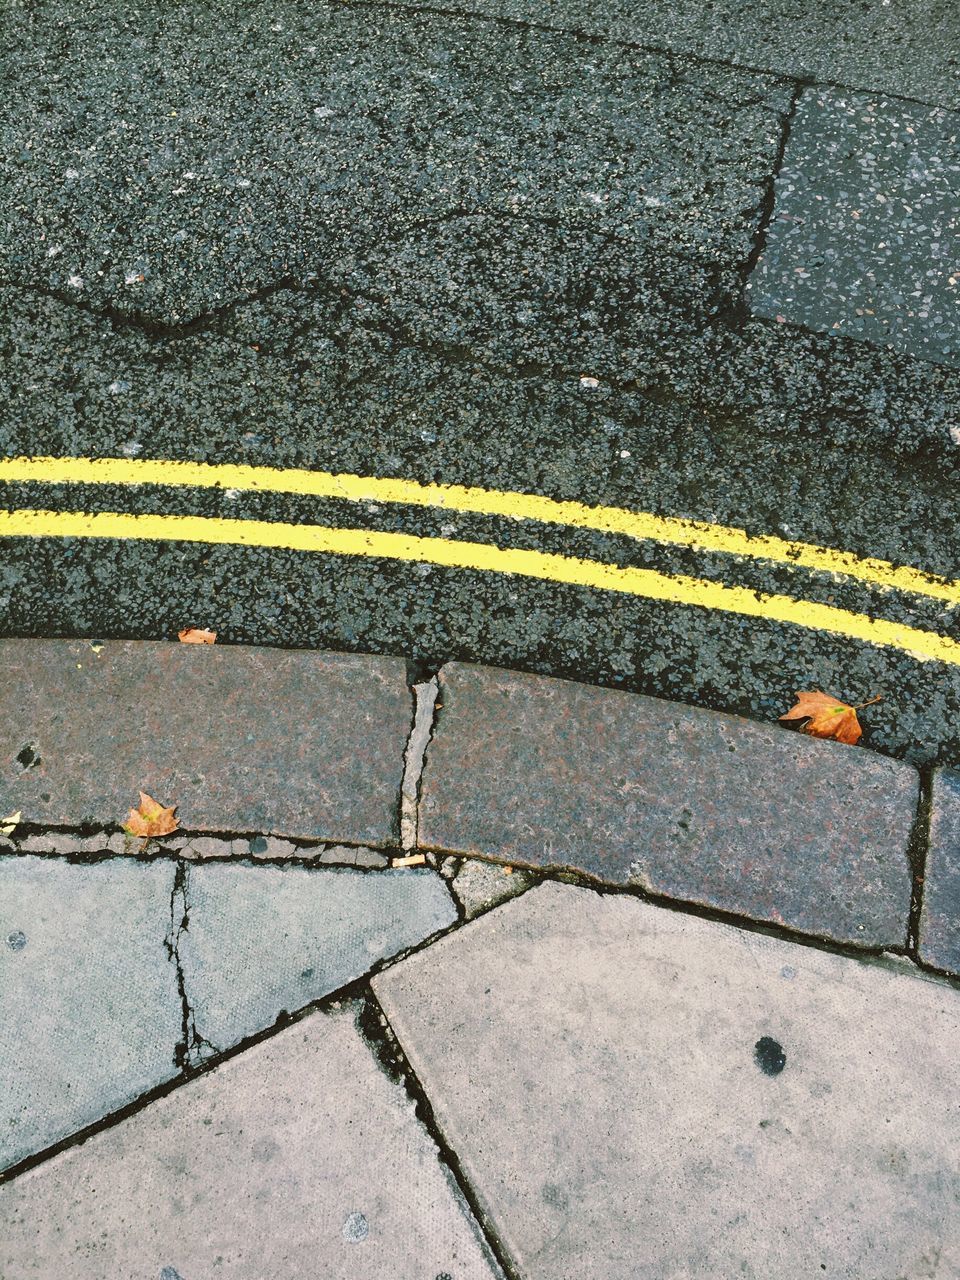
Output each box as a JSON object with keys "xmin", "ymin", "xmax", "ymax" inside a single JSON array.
[
  {"xmin": 123, "ymin": 792, "xmax": 179, "ymax": 837},
  {"xmin": 778, "ymin": 691, "xmax": 880, "ymax": 746},
  {"xmin": 178, "ymin": 628, "xmax": 217, "ymax": 644},
  {"xmin": 0, "ymin": 810, "xmax": 21, "ymax": 836}
]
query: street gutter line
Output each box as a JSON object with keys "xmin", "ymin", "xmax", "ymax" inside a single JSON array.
[
  {"xmin": 2, "ymin": 507, "xmax": 959, "ymax": 666},
  {"xmin": 1, "ymin": 454, "xmax": 958, "ymax": 606}
]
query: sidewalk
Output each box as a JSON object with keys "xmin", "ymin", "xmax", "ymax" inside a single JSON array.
[{"xmin": 2, "ymin": 642, "xmax": 959, "ymax": 1277}]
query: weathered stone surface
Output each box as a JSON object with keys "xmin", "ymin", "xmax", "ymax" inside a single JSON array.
[
  {"xmin": 451, "ymin": 858, "xmax": 537, "ymax": 920},
  {"xmin": 749, "ymin": 90, "xmax": 960, "ymax": 368},
  {"xmin": 0, "ymin": 641, "xmax": 410, "ymax": 843},
  {"xmin": 374, "ymin": 882, "xmax": 960, "ymax": 1280},
  {"xmin": 0, "ymin": 1007, "xmax": 504, "ymax": 1279},
  {"xmin": 179, "ymin": 864, "xmax": 456, "ymax": 1053},
  {"xmin": 0, "ymin": 856, "xmax": 180, "ymax": 1172},
  {"xmin": 918, "ymin": 768, "xmax": 960, "ymax": 974},
  {"xmin": 419, "ymin": 663, "xmax": 916, "ymax": 946}
]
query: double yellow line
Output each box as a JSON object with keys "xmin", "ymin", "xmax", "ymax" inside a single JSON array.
[{"xmin": 1, "ymin": 454, "xmax": 959, "ymax": 665}]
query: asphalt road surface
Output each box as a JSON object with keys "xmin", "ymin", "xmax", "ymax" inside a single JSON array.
[{"xmin": 2, "ymin": 0, "xmax": 959, "ymax": 765}]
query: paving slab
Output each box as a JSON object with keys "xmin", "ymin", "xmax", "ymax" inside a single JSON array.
[
  {"xmin": 0, "ymin": 856, "xmax": 180, "ymax": 1172},
  {"xmin": 749, "ymin": 89, "xmax": 960, "ymax": 368},
  {"xmin": 419, "ymin": 663, "xmax": 917, "ymax": 946},
  {"xmin": 179, "ymin": 863, "xmax": 457, "ymax": 1054},
  {"xmin": 0, "ymin": 2, "xmax": 789, "ymax": 323},
  {"xmin": 918, "ymin": 768, "xmax": 960, "ymax": 974},
  {"xmin": 451, "ymin": 858, "xmax": 537, "ymax": 920},
  {"xmin": 0, "ymin": 1006, "xmax": 504, "ymax": 1279},
  {"xmin": 446, "ymin": 0, "xmax": 960, "ymax": 109},
  {"xmin": 374, "ymin": 881, "xmax": 960, "ymax": 1280},
  {"xmin": 0, "ymin": 641, "xmax": 409, "ymax": 841}
]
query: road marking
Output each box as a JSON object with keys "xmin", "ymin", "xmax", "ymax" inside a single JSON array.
[
  {"xmin": 1, "ymin": 454, "xmax": 958, "ymax": 606},
  {"xmin": 2, "ymin": 507, "xmax": 959, "ymax": 666}
]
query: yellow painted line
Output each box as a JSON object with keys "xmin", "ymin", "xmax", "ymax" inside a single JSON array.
[
  {"xmin": 1, "ymin": 454, "xmax": 958, "ymax": 606},
  {"xmin": 2, "ymin": 507, "xmax": 959, "ymax": 666}
]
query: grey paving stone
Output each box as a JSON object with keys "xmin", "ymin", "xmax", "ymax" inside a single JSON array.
[
  {"xmin": 317, "ymin": 843, "xmax": 390, "ymax": 868},
  {"xmin": 373, "ymin": 882, "xmax": 960, "ymax": 1280},
  {"xmin": 177, "ymin": 835, "xmax": 240, "ymax": 860},
  {"xmin": 243, "ymin": 834, "xmax": 299, "ymax": 860},
  {"xmin": 918, "ymin": 768, "xmax": 960, "ymax": 974},
  {"xmin": 750, "ymin": 90, "xmax": 960, "ymax": 368},
  {"xmin": 0, "ymin": 641, "xmax": 409, "ymax": 843},
  {"xmin": 0, "ymin": 3, "xmax": 788, "ymax": 324},
  {"xmin": 0, "ymin": 1007, "xmax": 504, "ymax": 1279},
  {"xmin": 419, "ymin": 663, "xmax": 916, "ymax": 946},
  {"xmin": 0, "ymin": 856, "xmax": 180, "ymax": 1172},
  {"xmin": 178, "ymin": 863, "xmax": 456, "ymax": 1053},
  {"xmin": 448, "ymin": 0, "xmax": 960, "ymax": 109},
  {"xmin": 451, "ymin": 858, "xmax": 537, "ymax": 920}
]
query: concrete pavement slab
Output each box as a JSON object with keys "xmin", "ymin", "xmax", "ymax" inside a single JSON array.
[
  {"xmin": 918, "ymin": 768, "xmax": 960, "ymax": 974},
  {"xmin": 0, "ymin": 1006, "xmax": 504, "ymax": 1279},
  {"xmin": 0, "ymin": 641, "xmax": 410, "ymax": 841},
  {"xmin": 1, "ymin": 2, "xmax": 789, "ymax": 323},
  {"xmin": 0, "ymin": 856, "xmax": 180, "ymax": 1172},
  {"xmin": 419, "ymin": 663, "xmax": 916, "ymax": 946},
  {"xmin": 179, "ymin": 863, "xmax": 457, "ymax": 1054},
  {"xmin": 749, "ymin": 90, "xmax": 960, "ymax": 368},
  {"xmin": 451, "ymin": 858, "xmax": 537, "ymax": 920},
  {"xmin": 374, "ymin": 881, "xmax": 960, "ymax": 1280},
  {"xmin": 442, "ymin": 0, "xmax": 960, "ymax": 108}
]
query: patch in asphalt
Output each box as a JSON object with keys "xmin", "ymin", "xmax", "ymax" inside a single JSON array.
[
  {"xmin": 749, "ymin": 89, "xmax": 960, "ymax": 368},
  {"xmin": 420, "ymin": 0, "xmax": 960, "ymax": 109}
]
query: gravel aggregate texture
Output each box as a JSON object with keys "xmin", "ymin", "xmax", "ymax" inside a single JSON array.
[
  {"xmin": 421, "ymin": 0, "xmax": 960, "ymax": 108},
  {"xmin": 0, "ymin": 0, "xmax": 788, "ymax": 324},
  {"xmin": 750, "ymin": 89, "xmax": 960, "ymax": 367},
  {"xmin": 1, "ymin": 0, "xmax": 960, "ymax": 772}
]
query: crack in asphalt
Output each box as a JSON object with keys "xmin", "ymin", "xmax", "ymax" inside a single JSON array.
[
  {"xmin": 722, "ymin": 77, "xmax": 811, "ymax": 328},
  {"xmin": 0, "ymin": 206, "xmax": 662, "ymax": 339}
]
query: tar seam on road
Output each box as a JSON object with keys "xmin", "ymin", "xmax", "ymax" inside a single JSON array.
[
  {"xmin": 3, "ymin": 506, "xmax": 960, "ymax": 666},
  {"xmin": 2, "ymin": 454, "xmax": 959, "ymax": 605}
]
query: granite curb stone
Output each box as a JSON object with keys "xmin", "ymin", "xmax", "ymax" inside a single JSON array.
[
  {"xmin": 0, "ymin": 1007, "xmax": 504, "ymax": 1278},
  {"xmin": 0, "ymin": 856, "xmax": 181, "ymax": 1172},
  {"xmin": 418, "ymin": 662, "xmax": 917, "ymax": 947},
  {"xmin": 0, "ymin": 641, "xmax": 410, "ymax": 843},
  {"xmin": 917, "ymin": 768, "xmax": 960, "ymax": 974},
  {"xmin": 372, "ymin": 882, "xmax": 960, "ymax": 1280}
]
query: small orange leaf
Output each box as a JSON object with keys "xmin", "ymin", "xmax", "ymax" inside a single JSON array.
[
  {"xmin": 778, "ymin": 690, "xmax": 879, "ymax": 746},
  {"xmin": 123, "ymin": 791, "xmax": 179, "ymax": 837},
  {"xmin": 178, "ymin": 628, "xmax": 217, "ymax": 644}
]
